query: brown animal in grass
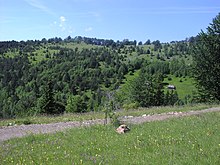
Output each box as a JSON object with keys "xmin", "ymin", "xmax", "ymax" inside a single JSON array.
[{"xmin": 116, "ymin": 124, "xmax": 130, "ymax": 134}]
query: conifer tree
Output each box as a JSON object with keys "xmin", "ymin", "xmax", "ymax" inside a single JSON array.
[
  {"xmin": 38, "ymin": 80, "xmax": 65, "ymax": 114},
  {"xmin": 192, "ymin": 13, "xmax": 220, "ymax": 101}
]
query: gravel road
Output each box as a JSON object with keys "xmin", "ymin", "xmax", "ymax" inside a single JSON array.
[{"xmin": 0, "ymin": 107, "xmax": 220, "ymax": 142}]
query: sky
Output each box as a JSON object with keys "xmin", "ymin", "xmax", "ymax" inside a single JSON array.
[{"xmin": 0, "ymin": 0, "xmax": 220, "ymax": 42}]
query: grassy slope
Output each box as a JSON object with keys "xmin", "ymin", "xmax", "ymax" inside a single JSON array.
[
  {"xmin": 119, "ymin": 69, "xmax": 196, "ymax": 103},
  {"xmin": 1, "ymin": 111, "xmax": 219, "ymax": 164},
  {"xmin": 164, "ymin": 75, "xmax": 197, "ymax": 100}
]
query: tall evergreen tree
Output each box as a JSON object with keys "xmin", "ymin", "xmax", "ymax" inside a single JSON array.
[
  {"xmin": 192, "ymin": 13, "xmax": 220, "ymax": 101},
  {"xmin": 153, "ymin": 73, "xmax": 165, "ymax": 106},
  {"xmin": 38, "ymin": 80, "xmax": 65, "ymax": 114}
]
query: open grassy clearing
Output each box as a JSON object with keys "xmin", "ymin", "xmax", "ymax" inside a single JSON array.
[
  {"xmin": 121, "ymin": 69, "xmax": 196, "ymax": 103},
  {"xmin": 164, "ymin": 75, "xmax": 197, "ymax": 100},
  {"xmin": 0, "ymin": 104, "xmax": 218, "ymax": 127},
  {"xmin": 0, "ymin": 111, "xmax": 219, "ymax": 164}
]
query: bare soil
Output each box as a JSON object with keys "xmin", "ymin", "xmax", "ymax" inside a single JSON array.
[{"xmin": 0, "ymin": 107, "xmax": 220, "ymax": 142}]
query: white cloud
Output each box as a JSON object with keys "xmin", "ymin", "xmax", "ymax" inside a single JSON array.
[
  {"xmin": 59, "ymin": 16, "xmax": 66, "ymax": 31},
  {"xmin": 85, "ymin": 27, "xmax": 93, "ymax": 32},
  {"xmin": 24, "ymin": 0, "xmax": 55, "ymax": 15},
  {"xmin": 50, "ymin": 16, "xmax": 74, "ymax": 35},
  {"xmin": 60, "ymin": 16, "xmax": 66, "ymax": 22}
]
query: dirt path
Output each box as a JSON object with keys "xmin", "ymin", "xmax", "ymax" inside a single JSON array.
[{"xmin": 0, "ymin": 107, "xmax": 220, "ymax": 142}]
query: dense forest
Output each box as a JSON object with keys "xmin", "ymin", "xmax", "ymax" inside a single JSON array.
[
  {"xmin": 0, "ymin": 36, "xmax": 194, "ymax": 118},
  {"xmin": 0, "ymin": 13, "xmax": 219, "ymax": 118}
]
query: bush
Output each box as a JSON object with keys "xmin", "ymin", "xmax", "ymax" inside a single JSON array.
[
  {"xmin": 15, "ymin": 118, "xmax": 33, "ymax": 125},
  {"xmin": 109, "ymin": 112, "xmax": 120, "ymax": 128},
  {"xmin": 66, "ymin": 95, "xmax": 87, "ymax": 113},
  {"xmin": 122, "ymin": 102, "xmax": 139, "ymax": 110}
]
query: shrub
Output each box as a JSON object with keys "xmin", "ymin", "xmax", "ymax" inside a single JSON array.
[
  {"xmin": 167, "ymin": 77, "xmax": 172, "ymax": 81},
  {"xmin": 122, "ymin": 102, "xmax": 139, "ymax": 110}
]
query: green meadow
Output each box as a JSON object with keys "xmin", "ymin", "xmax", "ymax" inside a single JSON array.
[
  {"xmin": 164, "ymin": 75, "xmax": 197, "ymax": 100},
  {"xmin": 1, "ymin": 111, "xmax": 219, "ymax": 165}
]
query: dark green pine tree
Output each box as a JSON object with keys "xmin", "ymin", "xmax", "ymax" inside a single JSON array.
[
  {"xmin": 153, "ymin": 73, "xmax": 165, "ymax": 106},
  {"xmin": 39, "ymin": 80, "xmax": 65, "ymax": 114},
  {"xmin": 164, "ymin": 90, "xmax": 179, "ymax": 106},
  {"xmin": 192, "ymin": 13, "xmax": 220, "ymax": 101}
]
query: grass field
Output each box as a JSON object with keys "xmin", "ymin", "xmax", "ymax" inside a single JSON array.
[
  {"xmin": 0, "ymin": 110, "xmax": 219, "ymax": 164},
  {"xmin": 164, "ymin": 75, "xmax": 197, "ymax": 100}
]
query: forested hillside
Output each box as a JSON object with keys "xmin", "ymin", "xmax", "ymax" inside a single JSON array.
[{"xmin": 0, "ymin": 36, "xmax": 198, "ymax": 118}]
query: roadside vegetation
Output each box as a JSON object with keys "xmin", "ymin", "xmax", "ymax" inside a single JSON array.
[{"xmin": 0, "ymin": 103, "xmax": 218, "ymax": 127}]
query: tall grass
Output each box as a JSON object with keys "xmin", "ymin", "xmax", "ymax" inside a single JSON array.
[
  {"xmin": 0, "ymin": 104, "xmax": 218, "ymax": 127},
  {"xmin": 1, "ymin": 112, "xmax": 219, "ymax": 164},
  {"xmin": 0, "ymin": 103, "xmax": 218, "ymax": 127}
]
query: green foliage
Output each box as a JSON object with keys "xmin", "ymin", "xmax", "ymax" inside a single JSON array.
[
  {"xmin": 192, "ymin": 13, "xmax": 220, "ymax": 101},
  {"xmin": 164, "ymin": 90, "xmax": 179, "ymax": 105},
  {"xmin": 39, "ymin": 81, "xmax": 65, "ymax": 114},
  {"xmin": 152, "ymin": 40, "xmax": 162, "ymax": 51},
  {"xmin": 102, "ymin": 91, "xmax": 119, "ymax": 126},
  {"xmin": 66, "ymin": 95, "xmax": 87, "ymax": 113},
  {"xmin": 128, "ymin": 70, "xmax": 167, "ymax": 107},
  {"xmin": 1, "ymin": 96, "xmax": 15, "ymax": 118},
  {"xmin": 122, "ymin": 102, "xmax": 139, "ymax": 110},
  {"xmin": 15, "ymin": 118, "xmax": 33, "ymax": 125}
]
